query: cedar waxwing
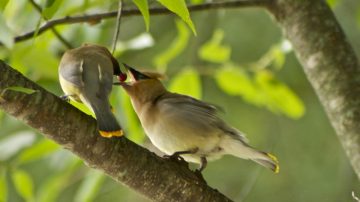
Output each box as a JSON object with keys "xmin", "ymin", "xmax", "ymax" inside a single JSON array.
[
  {"xmin": 58, "ymin": 44, "xmax": 124, "ymax": 138},
  {"xmin": 118, "ymin": 64, "xmax": 279, "ymax": 173}
]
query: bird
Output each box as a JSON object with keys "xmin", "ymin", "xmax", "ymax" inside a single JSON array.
[
  {"xmin": 58, "ymin": 43, "xmax": 125, "ymax": 138},
  {"xmin": 118, "ymin": 64, "xmax": 279, "ymax": 173}
]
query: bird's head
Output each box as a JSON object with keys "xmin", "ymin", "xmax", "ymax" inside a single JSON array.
[{"xmin": 119, "ymin": 64, "xmax": 166, "ymax": 104}]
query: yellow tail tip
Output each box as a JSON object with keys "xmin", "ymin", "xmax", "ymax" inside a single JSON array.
[
  {"xmin": 99, "ymin": 130, "xmax": 124, "ymax": 138},
  {"xmin": 267, "ymin": 153, "xmax": 280, "ymax": 174}
]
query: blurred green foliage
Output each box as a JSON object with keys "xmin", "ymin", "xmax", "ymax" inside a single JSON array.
[{"xmin": 0, "ymin": 0, "xmax": 360, "ymax": 202}]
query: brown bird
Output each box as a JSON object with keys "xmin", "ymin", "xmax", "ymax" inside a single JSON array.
[
  {"xmin": 58, "ymin": 44, "xmax": 124, "ymax": 138},
  {"xmin": 118, "ymin": 64, "xmax": 279, "ymax": 173}
]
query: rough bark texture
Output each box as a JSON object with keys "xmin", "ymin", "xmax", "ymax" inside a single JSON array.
[
  {"xmin": 0, "ymin": 61, "xmax": 233, "ymax": 202},
  {"xmin": 268, "ymin": 0, "xmax": 360, "ymax": 179}
]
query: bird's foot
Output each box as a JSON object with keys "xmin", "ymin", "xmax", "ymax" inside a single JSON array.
[
  {"xmin": 194, "ymin": 169, "xmax": 207, "ymax": 185},
  {"xmin": 60, "ymin": 95, "xmax": 70, "ymax": 102},
  {"xmin": 163, "ymin": 153, "xmax": 187, "ymax": 165},
  {"xmin": 163, "ymin": 149, "xmax": 198, "ymax": 167}
]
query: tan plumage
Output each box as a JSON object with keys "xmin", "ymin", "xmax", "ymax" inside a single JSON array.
[
  {"xmin": 120, "ymin": 64, "xmax": 279, "ymax": 173},
  {"xmin": 58, "ymin": 44, "xmax": 123, "ymax": 138}
]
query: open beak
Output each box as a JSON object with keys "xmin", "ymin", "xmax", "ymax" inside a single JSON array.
[{"xmin": 122, "ymin": 63, "xmax": 150, "ymax": 81}]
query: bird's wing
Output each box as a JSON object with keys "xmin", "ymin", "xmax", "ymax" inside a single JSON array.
[
  {"xmin": 156, "ymin": 93, "xmax": 223, "ymax": 134},
  {"xmin": 158, "ymin": 93, "xmax": 248, "ymax": 143}
]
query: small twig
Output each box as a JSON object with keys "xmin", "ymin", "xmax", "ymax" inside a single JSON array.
[
  {"xmin": 27, "ymin": 0, "xmax": 73, "ymax": 49},
  {"xmin": 111, "ymin": 0, "xmax": 123, "ymax": 54},
  {"xmin": 9, "ymin": 0, "xmax": 269, "ymax": 45}
]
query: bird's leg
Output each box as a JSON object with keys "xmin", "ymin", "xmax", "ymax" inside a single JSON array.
[
  {"xmin": 163, "ymin": 148, "xmax": 199, "ymax": 162},
  {"xmin": 194, "ymin": 157, "xmax": 208, "ymax": 184},
  {"xmin": 198, "ymin": 157, "xmax": 207, "ymax": 172}
]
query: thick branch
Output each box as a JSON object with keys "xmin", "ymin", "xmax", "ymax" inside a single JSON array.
[
  {"xmin": 12, "ymin": 0, "xmax": 269, "ymax": 44},
  {"xmin": 267, "ymin": 0, "xmax": 360, "ymax": 179},
  {"xmin": 0, "ymin": 61, "xmax": 233, "ymax": 202}
]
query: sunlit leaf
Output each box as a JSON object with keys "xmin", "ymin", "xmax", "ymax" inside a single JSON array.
[
  {"xmin": 326, "ymin": 0, "xmax": 339, "ymax": 8},
  {"xmin": 74, "ymin": 170, "xmax": 105, "ymax": 202},
  {"xmin": 4, "ymin": 86, "xmax": 37, "ymax": 94},
  {"xmin": 43, "ymin": 0, "xmax": 63, "ymax": 19},
  {"xmin": 255, "ymin": 70, "xmax": 305, "ymax": 119},
  {"xmin": 154, "ymin": 20, "xmax": 190, "ymax": 72},
  {"xmin": 215, "ymin": 65, "xmax": 305, "ymax": 119},
  {"xmin": 70, "ymin": 100, "xmax": 94, "ymax": 117},
  {"xmin": 10, "ymin": 42, "xmax": 59, "ymax": 79},
  {"xmin": 132, "ymin": 0, "xmax": 150, "ymax": 31},
  {"xmin": 271, "ymin": 47, "xmax": 285, "ymax": 70},
  {"xmin": 0, "ymin": 14, "xmax": 14, "ymax": 48},
  {"xmin": 0, "ymin": 0, "xmax": 9, "ymax": 10},
  {"xmin": 199, "ymin": 29, "xmax": 231, "ymax": 63},
  {"xmin": 215, "ymin": 64, "xmax": 259, "ymax": 104},
  {"xmin": 168, "ymin": 68, "xmax": 202, "ymax": 99},
  {"xmin": 0, "ymin": 131, "xmax": 36, "ymax": 161},
  {"xmin": 157, "ymin": 0, "xmax": 197, "ymax": 35},
  {"xmin": 16, "ymin": 139, "xmax": 60, "ymax": 165},
  {"xmin": 190, "ymin": 0, "xmax": 204, "ymax": 4},
  {"xmin": 0, "ymin": 169, "xmax": 7, "ymax": 202},
  {"xmin": 11, "ymin": 169, "xmax": 35, "ymax": 202},
  {"xmin": 118, "ymin": 91, "xmax": 145, "ymax": 143}
]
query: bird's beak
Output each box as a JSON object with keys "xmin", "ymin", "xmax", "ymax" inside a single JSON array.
[{"xmin": 122, "ymin": 63, "xmax": 150, "ymax": 81}]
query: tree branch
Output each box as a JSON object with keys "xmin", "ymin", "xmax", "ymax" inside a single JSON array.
[
  {"xmin": 11, "ymin": 0, "xmax": 269, "ymax": 44},
  {"xmin": 267, "ymin": 0, "xmax": 360, "ymax": 179},
  {"xmin": 0, "ymin": 61, "xmax": 233, "ymax": 202}
]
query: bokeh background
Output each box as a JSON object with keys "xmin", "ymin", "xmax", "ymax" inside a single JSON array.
[{"xmin": 1, "ymin": 0, "xmax": 360, "ymax": 201}]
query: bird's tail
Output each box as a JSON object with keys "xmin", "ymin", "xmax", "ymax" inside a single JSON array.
[
  {"xmin": 82, "ymin": 95, "xmax": 123, "ymax": 138},
  {"xmin": 222, "ymin": 136, "xmax": 279, "ymax": 173},
  {"xmin": 251, "ymin": 151, "xmax": 279, "ymax": 173}
]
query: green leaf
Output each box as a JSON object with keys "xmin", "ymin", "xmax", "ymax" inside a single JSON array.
[
  {"xmin": 74, "ymin": 170, "xmax": 105, "ymax": 202},
  {"xmin": 11, "ymin": 169, "xmax": 35, "ymax": 202},
  {"xmin": 0, "ymin": 169, "xmax": 7, "ymax": 202},
  {"xmin": 271, "ymin": 46, "xmax": 285, "ymax": 70},
  {"xmin": 255, "ymin": 71, "xmax": 305, "ymax": 119},
  {"xmin": 16, "ymin": 139, "xmax": 60, "ymax": 165},
  {"xmin": 42, "ymin": 0, "xmax": 63, "ymax": 19},
  {"xmin": 4, "ymin": 86, "xmax": 37, "ymax": 94},
  {"xmin": 326, "ymin": 0, "xmax": 339, "ymax": 8},
  {"xmin": 199, "ymin": 29, "xmax": 231, "ymax": 63},
  {"xmin": 132, "ymin": 0, "xmax": 150, "ymax": 31},
  {"xmin": 45, "ymin": 0, "xmax": 56, "ymax": 7},
  {"xmin": 190, "ymin": 0, "xmax": 204, "ymax": 4},
  {"xmin": 154, "ymin": 20, "xmax": 190, "ymax": 72},
  {"xmin": 118, "ymin": 91, "xmax": 145, "ymax": 143},
  {"xmin": 0, "ymin": 0, "xmax": 9, "ymax": 10},
  {"xmin": 0, "ymin": 14, "xmax": 14, "ymax": 48},
  {"xmin": 168, "ymin": 68, "xmax": 202, "ymax": 99},
  {"xmin": 215, "ymin": 64, "xmax": 258, "ymax": 103},
  {"xmin": 215, "ymin": 65, "xmax": 305, "ymax": 119},
  {"xmin": 157, "ymin": 0, "xmax": 196, "ymax": 35}
]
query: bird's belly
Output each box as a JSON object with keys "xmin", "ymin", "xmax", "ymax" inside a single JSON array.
[{"xmin": 143, "ymin": 120, "xmax": 221, "ymax": 160}]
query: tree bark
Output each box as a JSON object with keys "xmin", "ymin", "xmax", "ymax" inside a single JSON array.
[
  {"xmin": 267, "ymin": 0, "xmax": 360, "ymax": 179},
  {"xmin": 0, "ymin": 61, "xmax": 232, "ymax": 202}
]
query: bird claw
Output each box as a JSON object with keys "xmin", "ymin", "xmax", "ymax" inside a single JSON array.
[
  {"xmin": 163, "ymin": 153, "xmax": 186, "ymax": 163},
  {"xmin": 60, "ymin": 95, "xmax": 70, "ymax": 102},
  {"xmin": 194, "ymin": 169, "xmax": 207, "ymax": 185}
]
